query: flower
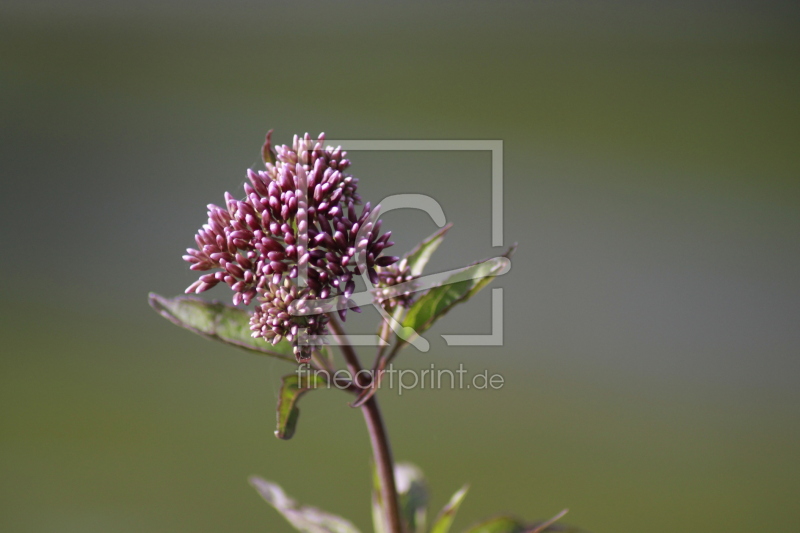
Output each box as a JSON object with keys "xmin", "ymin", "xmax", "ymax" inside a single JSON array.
[
  {"xmin": 182, "ymin": 132, "xmax": 400, "ymax": 362},
  {"xmin": 374, "ymin": 258, "xmax": 416, "ymax": 312}
]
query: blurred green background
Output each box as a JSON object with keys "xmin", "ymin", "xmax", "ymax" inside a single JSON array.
[{"xmin": 2, "ymin": 2, "xmax": 799, "ymax": 532}]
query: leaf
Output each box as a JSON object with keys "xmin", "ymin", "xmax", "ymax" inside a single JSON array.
[
  {"xmin": 148, "ymin": 293, "xmax": 294, "ymax": 362},
  {"xmin": 372, "ymin": 225, "xmax": 452, "ymax": 352},
  {"xmin": 395, "ymin": 463, "xmax": 429, "ymax": 533},
  {"xmin": 529, "ymin": 516, "xmax": 585, "ymax": 533},
  {"xmin": 371, "ymin": 463, "xmax": 388, "ymax": 533},
  {"xmin": 404, "ymin": 223, "xmax": 453, "ymax": 277},
  {"xmin": 428, "ymin": 485, "xmax": 468, "ymax": 533},
  {"xmin": 249, "ymin": 477, "xmax": 361, "ymax": 533},
  {"xmin": 463, "ymin": 511, "xmax": 586, "ymax": 533},
  {"xmin": 275, "ymin": 372, "xmax": 327, "ymax": 440},
  {"xmin": 401, "ymin": 245, "xmax": 515, "ymax": 336},
  {"xmin": 462, "ymin": 516, "xmax": 528, "ymax": 533},
  {"xmin": 370, "ymin": 462, "xmax": 429, "ymax": 533},
  {"xmin": 262, "ymin": 129, "xmax": 276, "ymax": 165}
]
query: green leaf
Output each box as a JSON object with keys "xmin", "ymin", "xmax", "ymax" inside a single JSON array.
[
  {"xmin": 404, "ymin": 223, "xmax": 453, "ymax": 277},
  {"xmin": 529, "ymin": 512, "xmax": 585, "ymax": 533},
  {"xmin": 249, "ymin": 477, "xmax": 361, "ymax": 533},
  {"xmin": 395, "ymin": 463, "xmax": 429, "ymax": 533},
  {"xmin": 462, "ymin": 516, "xmax": 528, "ymax": 533},
  {"xmin": 262, "ymin": 129, "xmax": 276, "ymax": 165},
  {"xmin": 373, "ymin": 225, "xmax": 452, "ymax": 349},
  {"xmin": 463, "ymin": 511, "xmax": 585, "ymax": 533},
  {"xmin": 429, "ymin": 485, "xmax": 468, "ymax": 533},
  {"xmin": 371, "ymin": 463, "xmax": 388, "ymax": 533},
  {"xmin": 370, "ymin": 462, "xmax": 429, "ymax": 533},
  {"xmin": 402, "ymin": 245, "xmax": 515, "ymax": 336},
  {"xmin": 148, "ymin": 293, "xmax": 294, "ymax": 362},
  {"xmin": 275, "ymin": 372, "xmax": 327, "ymax": 440}
]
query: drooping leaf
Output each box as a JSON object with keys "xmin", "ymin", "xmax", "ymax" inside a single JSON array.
[
  {"xmin": 148, "ymin": 293, "xmax": 294, "ymax": 361},
  {"xmin": 275, "ymin": 372, "xmax": 327, "ymax": 440},
  {"xmin": 394, "ymin": 463, "xmax": 429, "ymax": 533},
  {"xmin": 461, "ymin": 516, "xmax": 528, "ymax": 533},
  {"xmin": 404, "ymin": 223, "xmax": 453, "ymax": 277},
  {"xmin": 249, "ymin": 477, "xmax": 361, "ymax": 533},
  {"xmin": 428, "ymin": 484, "xmax": 468, "ymax": 533},
  {"xmin": 402, "ymin": 245, "xmax": 515, "ymax": 337}
]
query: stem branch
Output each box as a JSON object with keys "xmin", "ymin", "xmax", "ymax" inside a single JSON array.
[{"xmin": 328, "ymin": 315, "xmax": 364, "ymax": 382}]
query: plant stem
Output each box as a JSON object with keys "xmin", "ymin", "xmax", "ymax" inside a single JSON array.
[
  {"xmin": 328, "ymin": 316, "xmax": 403, "ymax": 533},
  {"xmin": 328, "ymin": 315, "xmax": 365, "ymax": 383},
  {"xmin": 361, "ymin": 395, "xmax": 404, "ymax": 533}
]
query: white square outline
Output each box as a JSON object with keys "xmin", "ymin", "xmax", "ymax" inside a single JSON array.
[{"xmin": 327, "ymin": 140, "xmax": 504, "ymax": 346}]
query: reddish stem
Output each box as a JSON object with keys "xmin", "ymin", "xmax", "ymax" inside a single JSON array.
[{"xmin": 328, "ymin": 316, "xmax": 403, "ymax": 533}]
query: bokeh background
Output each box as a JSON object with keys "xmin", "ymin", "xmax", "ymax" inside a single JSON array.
[{"xmin": 2, "ymin": 2, "xmax": 799, "ymax": 532}]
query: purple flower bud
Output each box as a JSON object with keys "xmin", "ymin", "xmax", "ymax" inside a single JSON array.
[
  {"xmin": 333, "ymin": 231, "xmax": 347, "ymax": 247},
  {"xmin": 344, "ymin": 280, "xmax": 355, "ymax": 298},
  {"xmin": 376, "ymin": 255, "xmax": 399, "ymax": 267},
  {"xmin": 225, "ymin": 262, "xmax": 245, "ymax": 278},
  {"xmin": 184, "ymin": 130, "xmax": 403, "ymax": 356}
]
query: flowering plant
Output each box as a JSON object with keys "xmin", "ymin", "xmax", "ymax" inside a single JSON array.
[{"xmin": 149, "ymin": 131, "xmax": 584, "ymax": 533}]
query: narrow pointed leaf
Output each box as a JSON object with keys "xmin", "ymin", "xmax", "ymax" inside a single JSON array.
[
  {"xmin": 529, "ymin": 515, "xmax": 586, "ymax": 533},
  {"xmin": 148, "ymin": 293, "xmax": 294, "ymax": 361},
  {"xmin": 249, "ymin": 477, "xmax": 361, "ymax": 533},
  {"xmin": 428, "ymin": 484, "xmax": 468, "ymax": 533},
  {"xmin": 394, "ymin": 463, "xmax": 429, "ymax": 533},
  {"xmin": 462, "ymin": 516, "xmax": 528, "ymax": 533},
  {"xmin": 463, "ymin": 513, "xmax": 586, "ymax": 533},
  {"xmin": 262, "ymin": 129, "xmax": 276, "ymax": 165},
  {"xmin": 404, "ymin": 223, "xmax": 453, "ymax": 277},
  {"xmin": 402, "ymin": 245, "xmax": 515, "ymax": 336},
  {"xmin": 275, "ymin": 372, "xmax": 327, "ymax": 440}
]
